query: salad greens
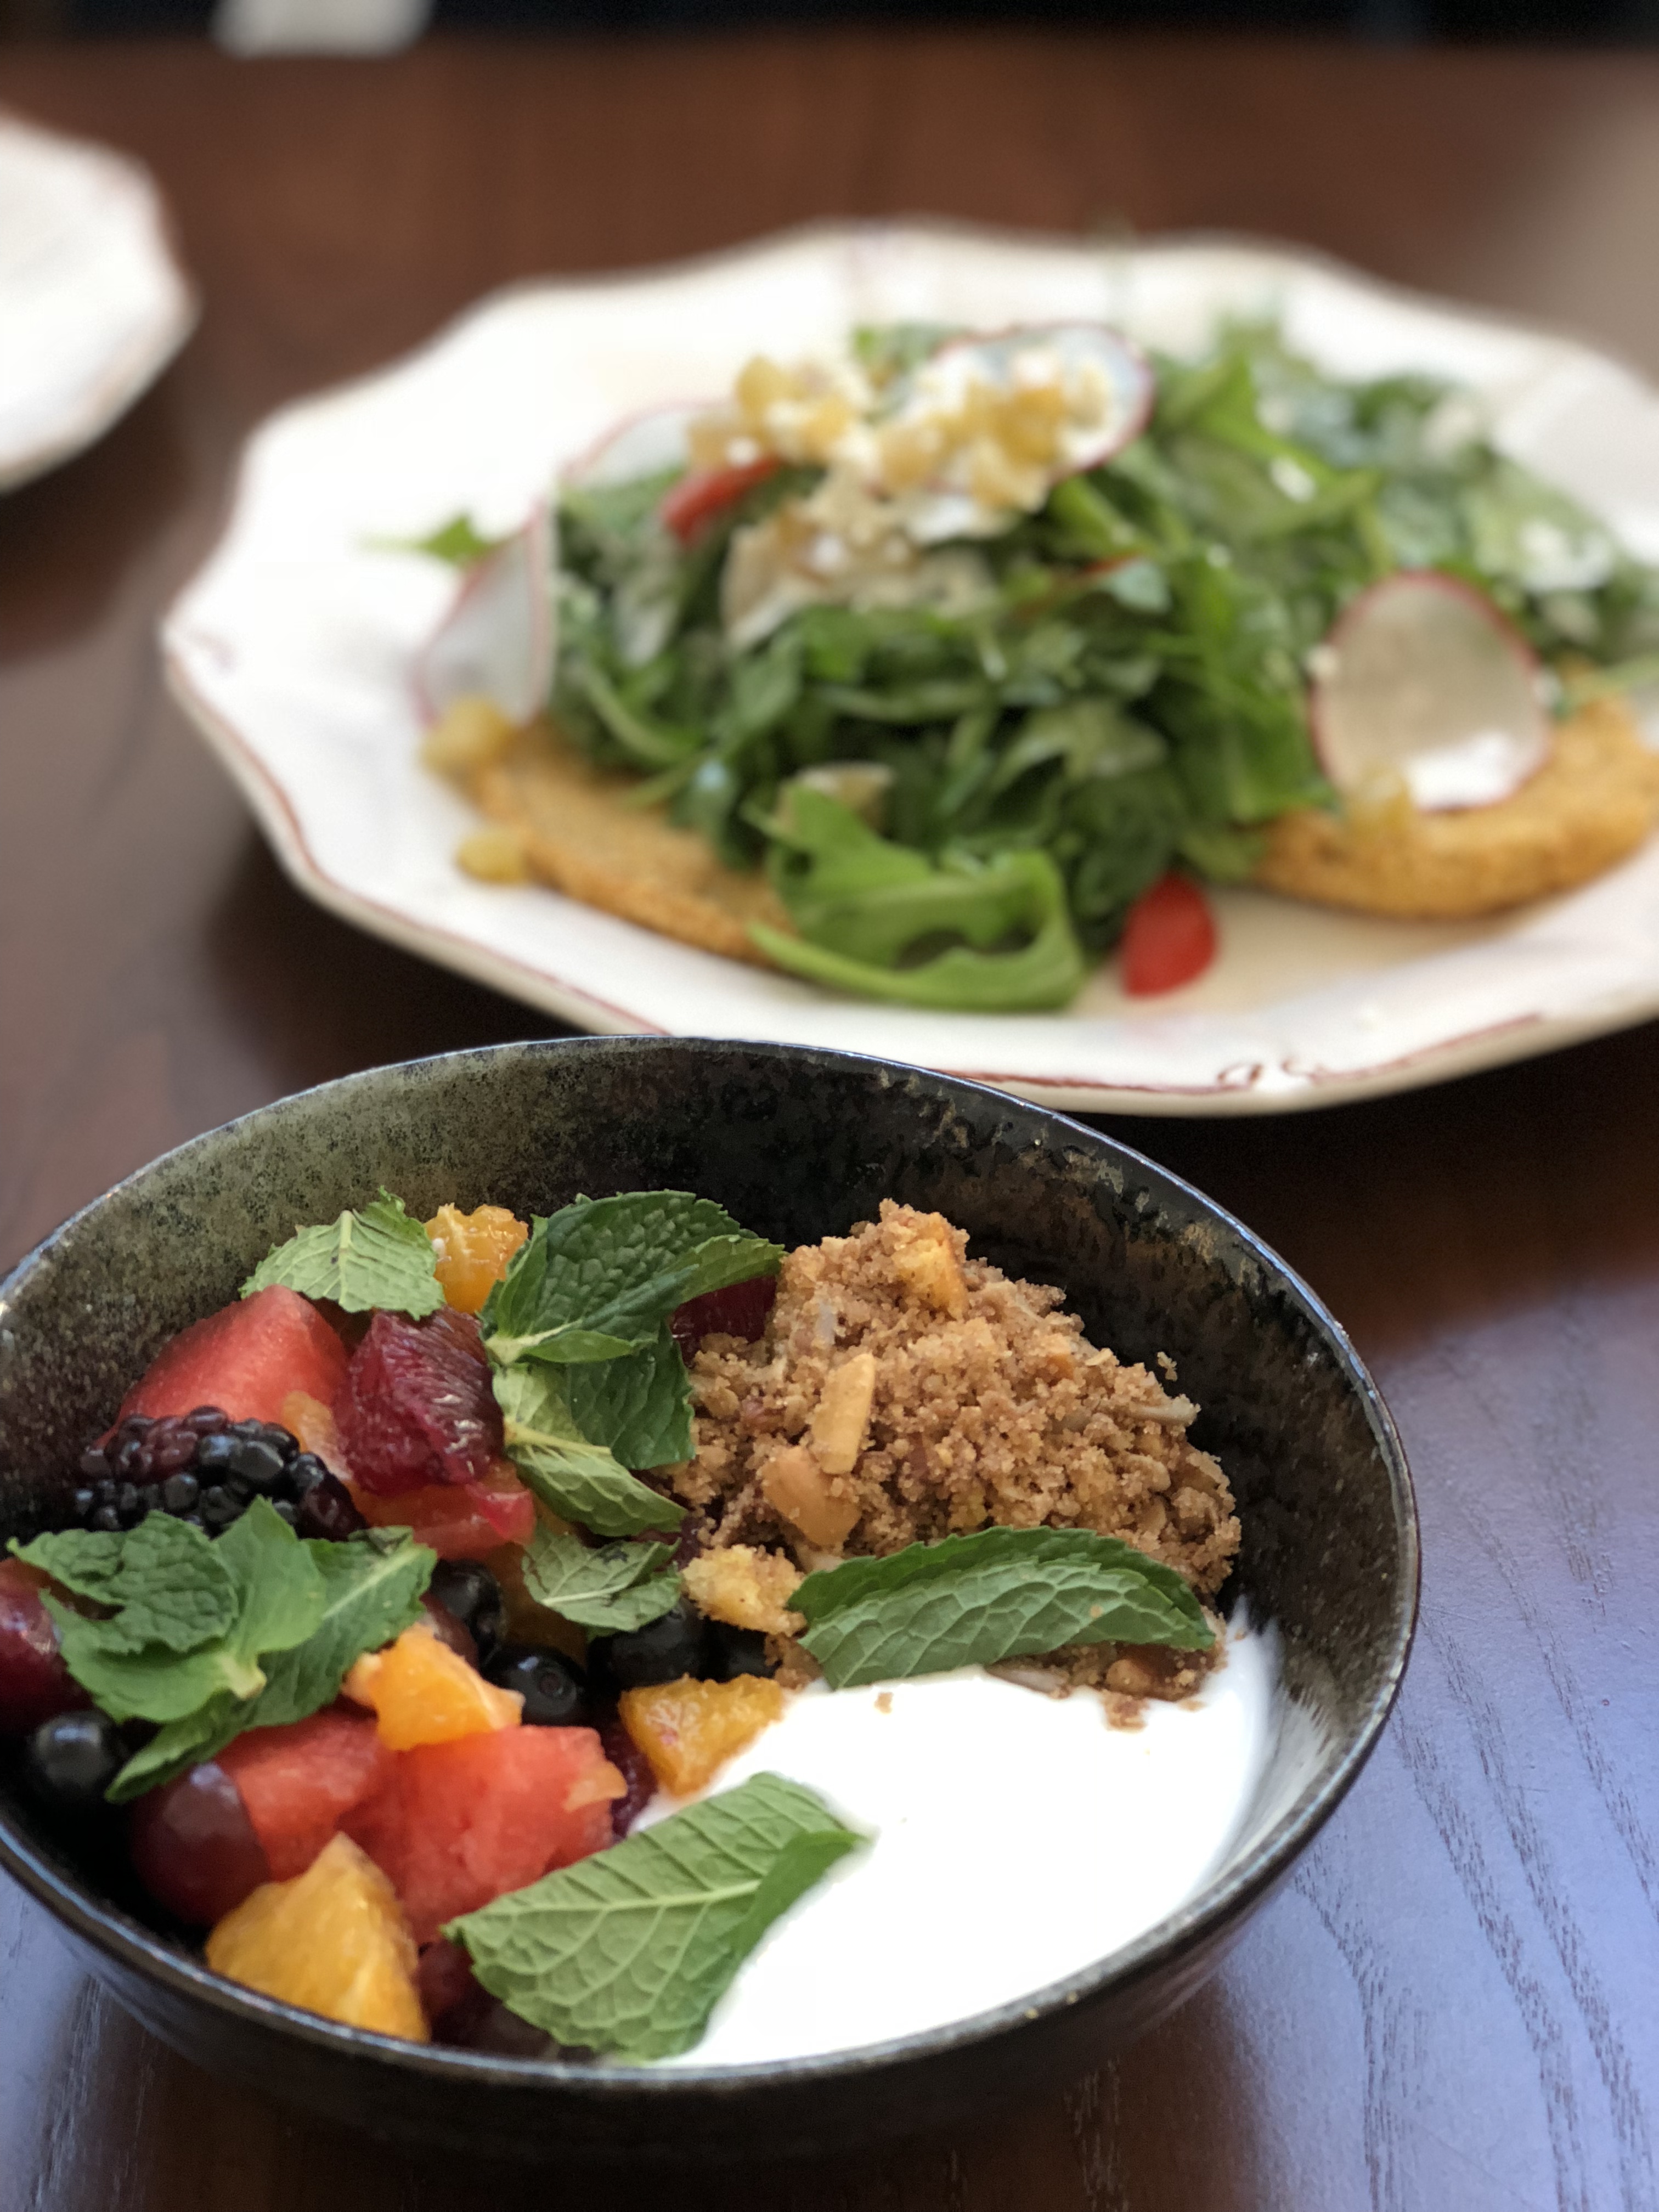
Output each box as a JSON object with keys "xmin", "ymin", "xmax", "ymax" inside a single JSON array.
[{"xmin": 537, "ymin": 321, "xmax": 1659, "ymax": 1010}]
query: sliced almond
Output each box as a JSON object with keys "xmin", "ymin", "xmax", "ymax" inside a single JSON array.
[
  {"xmin": 809, "ymin": 1350, "xmax": 878, "ymax": 1474},
  {"xmin": 889, "ymin": 1215, "xmax": 968, "ymax": 1317},
  {"xmin": 762, "ymin": 1443, "xmax": 861, "ymax": 1549}
]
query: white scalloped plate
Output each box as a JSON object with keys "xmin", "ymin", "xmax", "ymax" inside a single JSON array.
[
  {"xmin": 161, "ymin": 221, "xmax": 1659, "ymax": 1114},
  {"xmin": 0, "ymin": 110, "xmax": 197, "ymax": 492}
]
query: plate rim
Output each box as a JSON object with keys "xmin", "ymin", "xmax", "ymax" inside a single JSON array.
[{"xmin": 160, "ymin": 214, "xmax": 1659, "ymax": 1114}]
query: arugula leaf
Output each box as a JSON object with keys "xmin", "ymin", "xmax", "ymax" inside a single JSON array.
[
  {"xmin": 393, "ymin": 514, "xmax": 503, "ymax": 567},
  {"xmin": 566, "ymin": 1323, "xmax": 693, "ymax": 1471},
  {"xmin": 14, "ymin": 1517, "xmax": 238, "ymax": 1656},
  {"xmin": 104, "ymin": 1529, "xmax": 435, "ymax": 1801},
  {"xmin": 494, "ymin": 1363, "xmax": 684, "ymax": 1537},
  {"xmin": 241, "ymin": 1190, "xmax": 444, "ymax": 1317},
  {"xmin": 791, "ymin": 1526, "xmax": 1214, "ymax": 1689},
  {"xmin": 449, "ymin": 1773, "xmax": 863, "ymax": 2060},
  {"xmin": 521, "ymin": 1527, "xmax": 680, "ymax": 1633}
]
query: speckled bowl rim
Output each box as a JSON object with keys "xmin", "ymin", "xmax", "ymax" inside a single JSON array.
[{"xmin": 0, "ymin": 1038, "xmax": 1419, "ymax": 2107}]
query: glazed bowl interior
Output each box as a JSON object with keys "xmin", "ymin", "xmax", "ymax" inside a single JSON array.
[{"xmin": 0, "ymin": 1039, "xmax": 1416, "ymax": 2162}]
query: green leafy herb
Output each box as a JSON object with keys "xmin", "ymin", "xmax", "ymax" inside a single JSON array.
[
  {"xmin": 565, "ymin": 1323, "xmax": 694, "ymax": 1471},
  {"xmin": 482, "ymin": 1191, "xmax": 781, "ymax": 1363},
  {"xmin": 494, "ymin": 1363, "xmax": 684, "ymax": 1537},
  {"xmin": 790, "ymin": 1526, "xmax": 1214, "ymax": 1689},
  {"xmin": 448, "ymin": 1773, "xmax": 863, "ymax": 2060},
  {"xmin": 14, "ymin": 1516, "xmax": 239, "ymax": 1656},
  {"xmin": 521, "ymin": 1527, "xmax": 680, "ymax": 1633},
  {"xmin": 241, "ymin": 1190, "xmax": 444, "ymax": 1317},
  {"xmin": 391, "ymin": 514, "xmax": 503, "ymax": 567}
]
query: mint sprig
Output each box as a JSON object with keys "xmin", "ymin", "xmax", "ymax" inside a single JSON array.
[
  {"xmin": 14, "ymin": 1511, "xmax": 434, "ymax": 1800},
  {"xmin": 449, "ymin": 1773, "xmax": 862, "ymax": 2061},
  {"xmin": 494, "ymin": 1364, "xmax": 684, "ymax": 1538},
  {"xmin": 521, "ymin": 1527, "xmax": 680, "ymax": 1633},
  {"xmin": 240, "ymin": 1190, "xmax": 444, "ymax": 1317},
  {"xmin": 791, "ymin": 1526, "xmax": 1214, "ymax": 1689}
]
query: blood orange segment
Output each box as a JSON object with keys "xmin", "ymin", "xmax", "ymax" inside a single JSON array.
[
  {"xmin": 206, "ymin": 1832, "xmax": 428, "ymax": 2041},
  {"xmin": 348, "ymin": 1466, "xmax": 535, "ymax": 1559},
  {"xmin": 344, "ymin": 1624, "xmax": 522, "ymax": 1750},
  {"xmin": 334, "ymin": 1308, "xmax": 503, "ymax": 1494},
  {"xmin": 344, "ymin": 1726, "xmax": 623, "ymax": 1944},
  {"xmin": 117, "ymin": 1286, "xmax": 348, "ymax": 1429},
  {"xmin": 669, "ymin": 1273, "xmax": 777, "ymax": 1357},
  {"xmin": 218, "ymin": 1708, "xmax": 394, "ymax": 1880},
  {"xmin": 424, "ymin": 1204, "xmax": 529, "ymax": 1316}
]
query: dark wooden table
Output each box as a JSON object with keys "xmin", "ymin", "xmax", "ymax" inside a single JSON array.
[{"xmin": 4, "ymin": 30, "xmax": 1659, "ymax": 2209}]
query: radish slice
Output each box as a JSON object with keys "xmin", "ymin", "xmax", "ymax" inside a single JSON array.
[
  {"xmin": 414, "ymin": 504, "xmax": 555, "ymax": 727},
  {"xmin": 1308, "ymin": 572, "xmax": 1550, "ymax": 812},
  {"xmin": 891, "ymin": 323, "xmax": 1153, "ymax": 544},
  {"xmin": 562, "ymin": 400, "xmax": 704, "ymax": 490}
]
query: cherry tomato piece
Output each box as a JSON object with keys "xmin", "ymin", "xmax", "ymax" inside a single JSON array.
[
  {"xmin": 659, "ymin": 459, "xmax": 778, "ymax": 545},
  {"xmin": 1120, "ymin": 873, "xmax": 1217, "ymax": 996}
]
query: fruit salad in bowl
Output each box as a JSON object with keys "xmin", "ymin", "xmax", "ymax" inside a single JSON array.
[{"xmin": 0, "ymin": 1039, "xmax": 1414, "ymax": 2160}]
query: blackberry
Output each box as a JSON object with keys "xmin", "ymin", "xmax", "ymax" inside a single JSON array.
[{"xmin": 67, "ymin": 1410, "xmax": 366, "ymax": 1542}]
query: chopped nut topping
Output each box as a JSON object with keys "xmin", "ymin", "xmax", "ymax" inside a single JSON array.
[
  {"xmin": 762, "ymin": 1442, "xmax": 861, "ymax": 1550},
  {"xmin": 808, "ymin": 1350, "xmax": 878, "ymax": 1475}
]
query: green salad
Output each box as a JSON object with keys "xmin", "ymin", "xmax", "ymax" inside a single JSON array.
[{"xmin": 435, "ymin": 321, "xmax": 1659, "ymax": 1012}]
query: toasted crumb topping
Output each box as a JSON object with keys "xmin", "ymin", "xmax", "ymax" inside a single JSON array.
[{"xmin": 670, "ymin": 1201, "xmax": 1240, "ymax": 1697}]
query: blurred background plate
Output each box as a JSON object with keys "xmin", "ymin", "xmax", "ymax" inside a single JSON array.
[
  {"xmin": 160, "ymin": 219, "xmax": 1659, "ymax": 1114},
  {"xmin": 0, "ymin": 107, "xmax": 197, "ymax": 490}
]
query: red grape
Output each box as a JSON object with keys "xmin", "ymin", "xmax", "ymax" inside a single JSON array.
[
  {"xmin": 0, "ymin": 1560, "xmax": 88, "ymax": 1736},
  {"xmin": 127, "ymin": 1760, "xmax": 270, "ymax": 1926}
]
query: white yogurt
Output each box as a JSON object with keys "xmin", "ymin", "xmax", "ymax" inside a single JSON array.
[{"xmin": 648, "ymin": 1617, "xmax": 1278, "ymax": 2067}]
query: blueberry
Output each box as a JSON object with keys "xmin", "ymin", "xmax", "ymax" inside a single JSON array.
[
  {"xmin": 588, "ymin": 1599, "xmax": 709, "ymax": 1691},
  {"xmin": 483, "ymin": 1644, "xmax": 591, "ymax": 1727},
  {"xmin": 23, "ymin": 1711, "xmax": 127, "ymax": 1811},
  {"xmin": 706, "ymin": 1622, "xmax": 775, "ymax": 1681},
  {"xmin": 426, "ymin": 1561, "xmax": 505, "ymax": 1659},
  {"xmin": 161, "ymin": 1471, "xmax": 200, "ymax": 1514}
]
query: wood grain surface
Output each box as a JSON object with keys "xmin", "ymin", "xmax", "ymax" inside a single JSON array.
[{"xmin": 3, "ymin": 32, "xmax": 1659, "ymax": 2210}]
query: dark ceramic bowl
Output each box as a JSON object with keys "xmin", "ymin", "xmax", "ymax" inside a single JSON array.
[{"xmin": 0, "ymin": 1039, "xmax": 1416, "ymax": 2164}]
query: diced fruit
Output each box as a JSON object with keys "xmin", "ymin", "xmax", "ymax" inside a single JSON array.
[
  {"xmin": 482, "ymin": 1644, "xmax": 591, "ymax": 1727},
  {"xmin": 344, "ymin": 1624, "xmax": 522, "ymax": 1750},
  {"xmin": 597, "ymin": 1712, "xmax": 657, "ymax": 1837},
  {"xmin": 669, "ymin": 1274, "xmax": 777, "ymax": 1357},
  {"xmin": 206, "ymin": 1832, "xmax": 427, "ymax": 2042},
  {"xmin": 128, "ymin": 1759, "xmax": 272, "ymax": 1926},
  {"xmin": 280, "ymin": 1391, "xmax": 348, "ymax": 1474},
  {"xmin": 1120, "ymin": 873, "xmax": 1216, "ymax": 996},
  {"xmin": 348, "ymin": 1466, "xmax": 534, "ymax": 1559},
  {"xmin": 334, "ymin": 1310, "xmax": 503, "ymax": 1494},
  {"xmin": 424, "ymin": 1204, "xmax": 529, "ymax": 1316},
  {"xmin": 345, "ymin": 1726, "xmax": 622, "ymax": 1944},
  {"xmin": 489, "ymin": 1539, "xmax": 587, "ymax": 1660},
  {"xmin": 619, "ymin": 1674, "xmax": 784, "ymax": 1797},
  {"xmin": 116, "ymin": 1287, "xmax": 348, "ymax": 1430},
  {"xmin": 659, "ymin": 458, "xmax": 779, "ymax": 544},
  {"xmin": 72, "ymin": 1408, "xmax": 344, "ymax": 1543},
  {"xmin": 218, "ymin": 1709, "xmax": 394, "ymax": 1880},
  {"xmin": 0, "ymin": 1558, "xmax": 88, "ymax": 1735},
  {"xmin": 22, "ymin": 1710, "xmax": 126, "ymax": 1810},
  {"xmin": 682, "ymin": 1544, "xmax": 803, "ymax": 1637},
  {"xmin": 588, "ymin": 1599, "xmax": 709, "ymax": 1693}
]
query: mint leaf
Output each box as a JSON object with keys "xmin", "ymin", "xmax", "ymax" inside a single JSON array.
[
  {"xmin": 495, "ymin": 1363, "xmax": 683, "ymax": 1537},
  {"xmin": 105, "ymin": 1528, "xmax": 435, "ymax": 1802},
  {"xmin": 791, "ymin": 1526, "xmax": 1214, "ymax": 1689},
  {"xmin": 449, "ymin": 1774, "xmax": 862, "ymax": 2060},
  {"xmin": 14, "ymin": 1518, "xmax": 238, "ymax": 1656},
  {"xmin": 521, "ymin": 1528, "xmax": 680, "ymax": 1633},
  {"xmin": 213, "ymin": 1500, "xmax": 329, "ymax": 1663},
  {"xmin": 484, "ymin": 1192, "xmax": 781, "ymax": 1357},
  {"xmin": 566, "ymin": 1323, "xmax": 692, "ymax": 1471},
  {"xmin": 240, "ymin": 1190, "xmax": 444, "ymax": 1317},
  {"xmin": 43, "ymin": 1607, "xmax": 266, "ymax": 1722}
]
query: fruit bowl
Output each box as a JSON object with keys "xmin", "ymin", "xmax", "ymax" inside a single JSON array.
[{"xmin": 0, "ymin": 1039, "xmax": 1417, "ymax": 2162}]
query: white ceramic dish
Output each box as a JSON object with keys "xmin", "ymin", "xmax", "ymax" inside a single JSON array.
[
  {"xmin": 0, "ymin": 109, "xmax": 197, "ymax": 492},
  {"xmin": 161, "ymin": 219, "xmax": 1659, "ymax": 1115}
]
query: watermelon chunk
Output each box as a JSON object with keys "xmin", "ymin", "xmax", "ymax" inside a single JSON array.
[
  {"xmin": 117, "ymin": 1286, "xmax": 348, "ymax": 1430},
  {"xmin": 219, "ymin": 1708, "xmax": 394, "ymax": 1880},
  {"xmin": 344, "ymin": 1727, "xmax": 622, "ymax": 1944}
]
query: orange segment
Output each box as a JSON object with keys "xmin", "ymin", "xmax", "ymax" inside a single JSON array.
[
  {"xmin": 344, "ymin": 1622, "xmax": 522, "ymax": 1750},
  {"xmin": 280, "ymin": 1391, "xmax": 348, "ymax": 1474},
  {"xmin": 205, "ymin": 1833, "xmax": 427, "ymax": 2041},
  {"xmin": 424, "ymin": 1204, "xmax": 529, "ymax": 1315},
  {"xmin": 619, "ymin": 1674, "xmax": 784, "ymax": 1797}
]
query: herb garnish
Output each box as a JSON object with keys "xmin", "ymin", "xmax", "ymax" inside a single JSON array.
[
  {"xmin": 448, "ymin": 1773, "xmax": 862, "ymax": 2060},
  {"xmin": 520, "ymin": 1527, "xmax": 680, "ymax": 1634},
  {"xmin": 241, "ymin": 1191, "xmax": 444, "ymax": 1318},
  {"xmin": 12, "ymin": 1509, "xmax": 432, "ymax": 1799},
  {"xmin": 789, "ymin": 1526, "xmax": 1214, "ymax": 1689}
]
